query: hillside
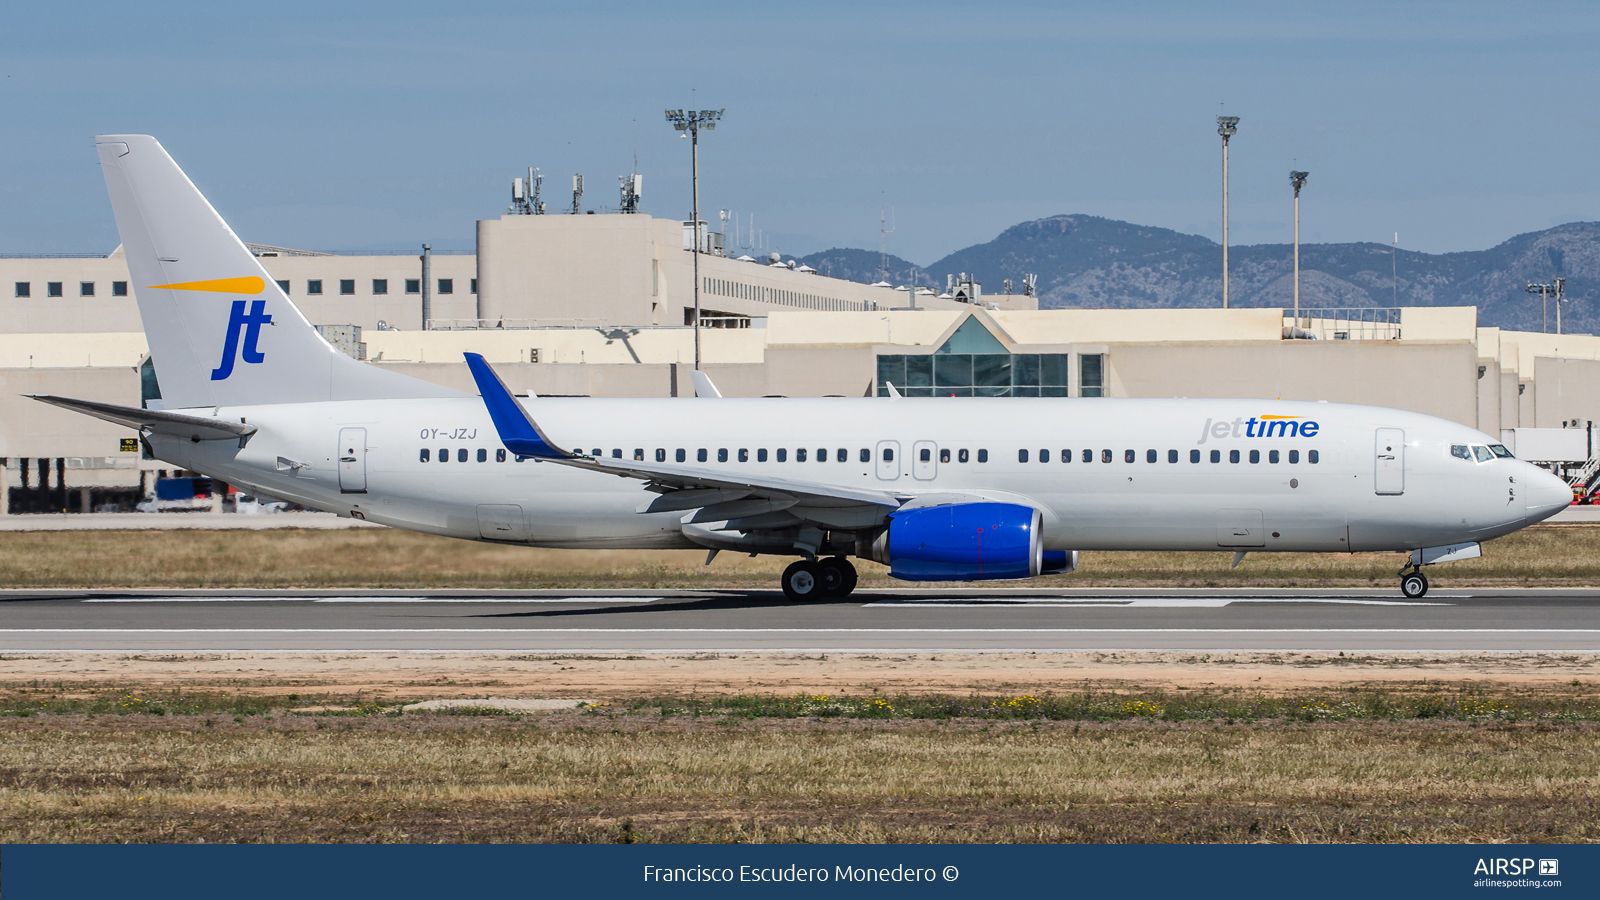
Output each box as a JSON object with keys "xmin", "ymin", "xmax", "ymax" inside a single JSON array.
[{"xmin": 801, "ymin": 216, "xmax": 1600, "ymax": 334}]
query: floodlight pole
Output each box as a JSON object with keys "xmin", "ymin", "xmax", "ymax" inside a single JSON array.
[
  {"xmin": 1290, "ymin": 171, "xmax": 1308, "ymax": 324},
  {"xmin": 665, "ymin": 107, "xmax": 725, "ymax": 372},
  {"xmin": 1217, "ymin": 116, "xmax": 1239, "ymax": 309},
  {"xmin": 1527, "ymin": 281, "xmax": 1553, "ymax": 333}
]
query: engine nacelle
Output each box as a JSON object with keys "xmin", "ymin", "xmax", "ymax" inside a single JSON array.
[
  {"xmin": 868, "ymin": 502, "xmax": 1043, "ymax": 581},
  {"xmin": 1042, "ymin": 549, "xmax": 1078, "ymax": 574}
]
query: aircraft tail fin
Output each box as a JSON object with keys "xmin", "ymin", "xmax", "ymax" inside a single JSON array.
[{"xmin": 94, "ymin": 135, "xmax": 461, "ymax": 408}]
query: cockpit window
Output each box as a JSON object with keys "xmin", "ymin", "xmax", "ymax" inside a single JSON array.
[
  {"xmin": 1490, "ymin": 444, "xmax": 1514, "ymax": 458},
  {"xmin": 1450, "ymin": 444, "xmax": 1471, "ymax": 461},
  {"xmin": 1472, "ymin": 445, "xmax": 1494, "ymax": 462}
]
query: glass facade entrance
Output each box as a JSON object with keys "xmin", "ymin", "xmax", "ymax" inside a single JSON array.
[{"xmin": 874, "ymin": 316, "xmax": 1104, "ymax": 397}]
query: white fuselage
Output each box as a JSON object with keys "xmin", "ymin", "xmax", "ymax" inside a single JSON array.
[{"xmin": 147, "ymin": 396, "xmax": 1573, "ymax": 555}]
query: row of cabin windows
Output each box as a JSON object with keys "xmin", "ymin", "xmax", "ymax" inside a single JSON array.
[
  {"xmin": 15, "ymin": 281, "xmax": 127, "ymax": 298},
  {"xmin": 292, "ymin": 278, "xmax": 472, "ymax": 296},
  {"xmin": 418, "ymin": 445, "xmax": 1320, "ymax": 467},
  {"xmin": 420, "ymin": 448, "xmax": 509, "ymax": 463},
  {"xmin": 1019, "ymin": 448, "xmax": 1320, "ymax": 464}
]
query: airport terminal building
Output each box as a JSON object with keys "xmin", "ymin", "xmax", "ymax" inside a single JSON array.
[{"xmin": 3, "ymin": 209, "xmax": 1599, "ymax": 513}]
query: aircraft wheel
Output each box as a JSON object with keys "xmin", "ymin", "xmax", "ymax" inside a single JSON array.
[
  {"xmin": 1400, "ymin": 571, "xmax": 1429, "ymax": 599},
  {"xmin": 781, "ymin": 560, "xmax": 824, "ymax": 602},
  {"xmin": 818, "ymin": 557, "xmax": 858, "ymax": 597}
]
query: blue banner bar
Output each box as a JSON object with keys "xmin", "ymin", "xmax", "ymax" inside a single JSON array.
[{"xmin": 3, "ymin": 844, "xmax": 1592, "ymax": 899}]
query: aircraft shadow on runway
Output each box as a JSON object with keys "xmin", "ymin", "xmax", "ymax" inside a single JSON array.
[{"xmin": 465, "ymin": 591, "xmax": 867, "ymax": 620}]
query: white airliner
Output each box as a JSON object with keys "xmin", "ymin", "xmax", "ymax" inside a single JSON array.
[{"xmin": 36, "ymin": 135, "xmax": 1574, "ymax": 600}]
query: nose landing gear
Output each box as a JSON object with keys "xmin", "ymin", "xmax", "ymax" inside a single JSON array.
[
  {"xmin": 1399, "ymin": 566, "xmax": 1429, "ymax": 599},
  {"xmin": 781, "ymin": 557, "xmax": 858, "ymax": 602}
]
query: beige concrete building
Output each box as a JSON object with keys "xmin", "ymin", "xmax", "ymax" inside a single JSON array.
[{"xmin": 4, "ymin": 210, "xmax": 1599, "ymax": 513}]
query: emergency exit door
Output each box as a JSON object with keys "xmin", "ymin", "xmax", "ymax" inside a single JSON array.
[
  {"xmin": 338, "ymin": 427, "xmax": 367, "ymax": 494},
  {"xmin": 1375, "ymin": 428, "xmax": 1405, "ymax": 495}
]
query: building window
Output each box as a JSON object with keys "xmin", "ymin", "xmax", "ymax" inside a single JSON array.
[
  {"xmin": 47, "ymin": 282, "xmax": 63, "ymax": 298},
  {"xmin": 275, "ymin": 280, "xmax": 289, "ymax": 294},
  {"xmin": 1079, "ymin": 354, "xmax": 1104, "ymax": 397},
  {"xmin": 373, "ymin": 279, "xmax": 388, "ymax": 295},
  {"xmin": 340, "ymin": 279, "xmax": 355, "ymax": 295},
  {"xmin": 470, "ymin": 278, "xmax": 478, "ymax": 294},
  {"xmin": 308, "ymin": 279, "xmax": 323, "ymax": 295},
  {"xmin": 406, "ymin": 279, "xmax": 420, "ymax": 294},
  {"xmin": 438, "ymin": 279, "xmax": 453, "ymax": 294},
  {"xmin": 80, "ymin": 282, "xmax": 95, "ymax": 297},
  {"xmin": 113, "ymin": 281, "xmax": 128, "ymax": 296},
  {"xmin": 14, "ymin": 282, "xmax": 28, "ymax": 298}
]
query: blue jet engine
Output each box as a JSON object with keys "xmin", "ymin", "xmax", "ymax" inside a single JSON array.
[{"xmin": 871, "ymin": 502, "xmax": 1056, "ymax": 581}]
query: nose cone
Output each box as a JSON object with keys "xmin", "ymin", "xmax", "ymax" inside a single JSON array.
[{"xmin": 1526, "ymin": 467, "xmax": 1574, "ymax": 525}]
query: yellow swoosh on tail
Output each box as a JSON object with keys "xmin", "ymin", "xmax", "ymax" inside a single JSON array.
[{"xmin": 145, "ymin": 276, "xmax": 265, "ymax": 294}]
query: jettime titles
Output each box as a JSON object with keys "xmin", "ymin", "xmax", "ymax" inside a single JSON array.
[{"xmin": 1197, "ymin": 416, "xmax": 1320, "ymax": 444}]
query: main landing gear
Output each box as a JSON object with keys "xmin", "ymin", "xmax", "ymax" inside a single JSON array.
[
  {"xmin": 1399, "ymin": 565, "xmax": 1429, "ymax": 599},
  {"xmin": 781, "ymin": 557, "xmax": 858, "ymax": 602}
]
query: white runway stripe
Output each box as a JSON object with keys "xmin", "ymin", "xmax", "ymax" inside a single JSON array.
[
  {"xmin": 865, "ymin": 597, "xmax": 1451, "ymax": 608},
  {"xmin": 3, "ymin": 628, "xmax": 1596, "ymax": 634},
  {"xmin": 80, "ymin": 597, "xmax": 661, "ymax": 604}
]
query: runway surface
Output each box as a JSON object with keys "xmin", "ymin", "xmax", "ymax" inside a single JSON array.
[{"xmin": 3, "ymin": 587, "xmax": 1600, "ymax": 653}]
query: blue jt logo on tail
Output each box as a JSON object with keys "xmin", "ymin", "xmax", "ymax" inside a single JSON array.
[{"xmin": 211, "ymin": 299, "xmax": 273, "ymax": 380}]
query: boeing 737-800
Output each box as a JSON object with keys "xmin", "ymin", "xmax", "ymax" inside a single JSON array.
[{"xmin": 34, "ymin": 135, "xmax": 1575, "ymax": 600}]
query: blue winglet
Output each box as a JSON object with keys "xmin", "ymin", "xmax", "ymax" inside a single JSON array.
[{"xmin": 464, "ymin": 352, "xmax": 572, "ymax": 459}]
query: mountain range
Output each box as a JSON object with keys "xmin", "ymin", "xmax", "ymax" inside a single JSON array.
[{"xmin": 797, "ymin": 216, "xmax": 1600, "ymax": 334}]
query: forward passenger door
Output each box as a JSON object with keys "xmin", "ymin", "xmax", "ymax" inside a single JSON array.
[{"xmin": 1375, "ymin": 428, "xmax": 1405, "ymax": 495}]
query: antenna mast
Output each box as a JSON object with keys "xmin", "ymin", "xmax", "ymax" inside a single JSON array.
[{"xmin": 879, "ymin": 203, "xmax": 896, "ymax": 283}]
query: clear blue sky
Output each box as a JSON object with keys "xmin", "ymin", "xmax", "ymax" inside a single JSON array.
[{"xmin": 5, "ymin": 1, "xmax": 1600, "ymax": 262}]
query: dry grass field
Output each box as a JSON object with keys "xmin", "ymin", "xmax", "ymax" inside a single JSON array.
[
  {"xmin": 1, "ymin": 523, "xmax": 1599, "ymax": 588},
  {"xmin": 2, "ymin": 687, "xmax": 1597, "ymax": 844}
]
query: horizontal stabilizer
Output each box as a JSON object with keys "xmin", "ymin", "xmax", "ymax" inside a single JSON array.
[{"xmin": 28, "ymin": 394, "xmax": 257, "ymax": 442}]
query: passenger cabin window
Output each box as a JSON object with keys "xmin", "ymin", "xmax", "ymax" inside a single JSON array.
[
  {"xmin": 1308, "ymin": 450, "xmax": 1320, "ymax": 464},
  {"xmin": 941, "ymin": 449, "xmax": 951, "ymax": 463},
  {"xmin": 1101, "ymin": 450, "xmax": 1111, "ymax": 463},
  {"xmin": 1249, "ymin": 449, "xmax": 1260, "ymax": 464},
  {"xmin": 718, "ymin": 449, "xmax": 728, "ymax": 462},
  {"xmin": 697, "ymin": 449, "xmax": 708, "ymax": 462},
  {"xmin": 1473, "ymin": 445, "xmax": 1493, "ymax": 462},
  {"xmin": 477, "ymin": 448, "xmax": 487, "ymax": 462},
  {"xmin": 1190, "ymin": 449, "xmax": 1200, "ymax": 463},
  {"xmin": 860, "ymin": 448, "xmax": 871, "ymax": 463},
  {"xmin": 1229, "ymin": 450, "xmax": 1240, "ymax": 463},
  {"xmin": 837, "ymin": 448, "xmax": 847, "ymax": 462},
  {"xmin": 676, "ymin": 449, "xmax": 686, "ymax": 462},
  {"xmin": 977, "ymin": 449, "xmax": 988, "ymax": 463},
  {"xmin": 457, "ymin": 448, "xmax": 467, "ymax": 462},
  {"xmin": 816, "ymin": 448, "xmax": 826, "ymax": 462},
  {"xmin": 738, "ymin": 449, "xmax": 748, "ymax": 462},
  {"xmin": 420, "ymin": 449, "xmax": 430, "ymax": 462},
  {"xmin": 1451, "ymin": 444, "xmax": 1471, "ymax": 461},
  {"xmin": 438, "ymin": 447, "xmax": 448, "ymax": 462},
  {"xmin": 922, "ymin": 448, "xmax": 933, "ymax": 462},
  {"xmin": 1061, "ymin": 450, "xmax": 1071, "ymax": 463},
  {"xmin": 612, "ymin": 449, "xmax": 622, "ymax": 459},
  {"xmin": 1124, "ymin": 450, "xmax": 1135, "ymax": 463},
  {"xmin": 1269, "ymin": 450, "xmax": 1279, "ymax": 463},
  {"xmin": 497, "ymin": 449, "xmax": 507, "ymax": 462},
  {"xmin": 634, "ymin": 449, "xmax": 644, "ymax": 461},
  {"xmin": 1289, "ymin": 450, "xmax": 1300, "ymax": 463},
  {"xmin": 777, "ymin": 449, "xmax": 788, "ymax": 462},
  {"xmin": 1018, "ymin": 449, "xmax": 1029, "ymax": 463},
  {"xmin": 959, "ymin": 449, "xmax": 969, "ymax": 463},
  {"xmin": 1210, "ymin": 450, "xmax": 1221, "ymax": 463},
  {"xmin": 657, "ymin": 449, "xmax": 666, "ymax": 462},
  {"xmin": 758, "ymin": 449, "xmax": 768, "ymax": 462},
  {"xmin": 1168, "ymin": 449, "xmax": 1178, "ymax": 463},
  {"xmin": 798, "ymin": 448, "xmax": 808, "ymax": 462},
  {"xmin": 1146, "ymin": 449, "xmax": 1157, "ymax": 463},
  {"xmin": 1082, "ymin": 449, "xmax": 1092, "ymax": 463},
  {"xmin": 1039, "ymin": 448, "xmax": 1049, "ymax": 463}
]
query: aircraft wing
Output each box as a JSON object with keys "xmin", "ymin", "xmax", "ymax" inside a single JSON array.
[
  {"xmin": 464, "ymin": 353, "xmax": 902, "ymax": 531},
  {"xmin": 28, "ymin": 394, "xmax": 258, "ymax": 443}
]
